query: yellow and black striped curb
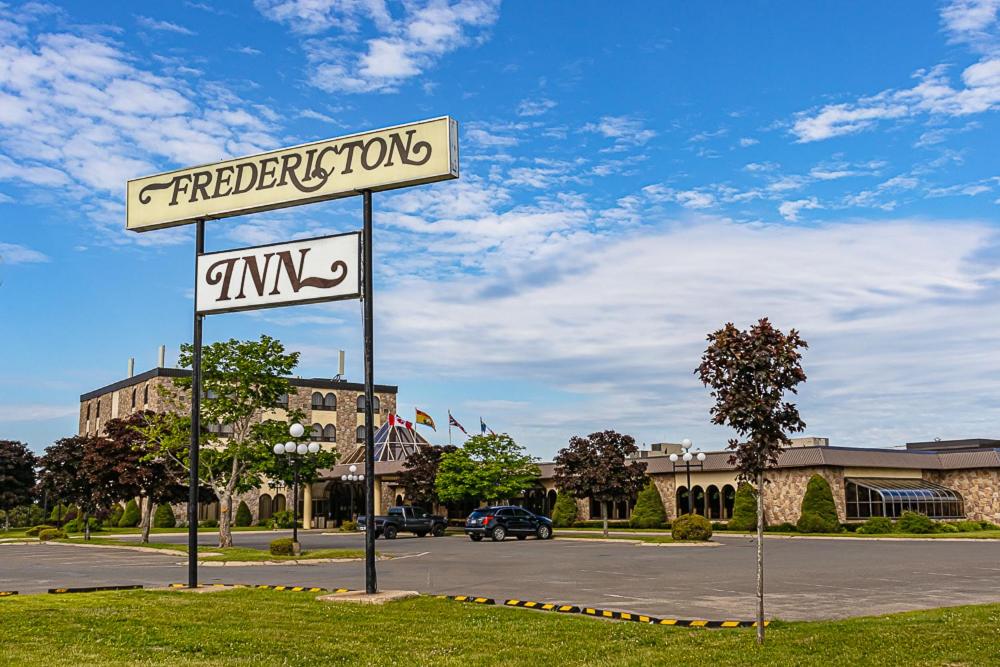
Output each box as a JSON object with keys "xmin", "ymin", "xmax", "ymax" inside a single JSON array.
[
  {"xmin": 49, "ymin": 585, "xmax": 143, "ymax": 595},
  {"xmin": 168, "ymin": 583, "xmax": 344, "ymax": 593},
  {"xmin": 0, "ymin": 591, "xmax": 17, "ymax": 597},
  {"xmin": 442, "ymin": 594, "xmax": 769, "ymax": 628}
]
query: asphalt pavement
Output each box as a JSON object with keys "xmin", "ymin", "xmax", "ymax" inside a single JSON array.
[{"xmin": 2, "ymin": 531, "xmax": 999, "ymax": 621}]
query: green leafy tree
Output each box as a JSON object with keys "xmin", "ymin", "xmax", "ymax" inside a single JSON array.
[
  {"xmin": 629, "ymin": 481, "xmax": 667, "ymax": 528},
  {"xmin": 153, "ymin": 503, "xmax": 176, "ymax": 528},
  {"xmin": 37, "ymin": 436, "xmax": 104, "ymax": 540},
  {"xmin": 0, "ymin": 440, "xmax": 36, "ymax": 531},
  {"xmin": 143, "ymin": 335, "xmax": 302, "ymax": 548},
  {"xmin": 435, "ymin": 434, "xmax": 539, "ymax": 505},
  {"xmin": 728, "ymin": 483, "xmax": 760, "ymax": 531},
  {"xmin": 551, "ymin": 492, "xmax": 578, "ymax": 528},
  {"xmin": 696, "ymin": 317, "xmax": 807, "ymax": 644},
  {"xmin": 399, "ymin": 445, "xmax": 457, "ymax": 508},
  {"xmin": 235, "ymin": 500, "xmax": 253, "ymax": 527},
  {"xmin": 553, "ymin": 430, "xmax": 647, "ymax": 536},
  {"xmin": 797, "ymin": 474, "xmax": 840, "ymax": 533},
  {"xmin": 106, "ymin": 504, "xmax": 124, "ymax": 528},
  {"xmin": 119, "ymin": 499, "xmax": 140, "ymax": 527}
]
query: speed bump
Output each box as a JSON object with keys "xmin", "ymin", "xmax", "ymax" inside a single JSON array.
[
  {"xmin": 0, "ymin": 591, "xmax": 17, "ymax": 597},
  {"xmin": 504, "ymin": 599, "xmax": 580, "ymax": 614},
  {"xmin": 169, "ymin": 583, "xmax": 336, "ymax": 593},
  {"xmin": 48, "ymin": 585, "xmax": 142, "ymax": 594},
  {"xmin": 436, "ymin": 594, "xmax": 495, "ymax": 605}
]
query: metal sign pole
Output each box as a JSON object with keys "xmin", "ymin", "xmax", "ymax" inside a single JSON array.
[
  {"xmin": 362, "ymin": 190, "xmax": 377, "ymax": 594},
  {"xmin": 188, "ymin": 220, "xmax": 204, "ymax": 589}
]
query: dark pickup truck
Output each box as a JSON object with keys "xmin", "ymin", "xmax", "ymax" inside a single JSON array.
[{"xmin": 357, "ymin": 506, "xmax": 448, "ymax": 539}]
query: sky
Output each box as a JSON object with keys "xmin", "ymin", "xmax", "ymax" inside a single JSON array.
[{"xmin": 1, "ymin": 1, "xmax": 999, "ymax": 458}]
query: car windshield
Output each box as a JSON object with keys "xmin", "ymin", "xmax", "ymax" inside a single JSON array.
[{"xmin": 388, "ymin": 508, "xmax": 403, "ymax": 516}]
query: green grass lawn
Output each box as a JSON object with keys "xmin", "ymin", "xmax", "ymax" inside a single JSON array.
[
  {"xmin": 53, "ymin": 538, "xmax": 365, "ymax": 562},
  {"xmin": 0, "ymin": 590, "xmax": 998, "ymax": 666},
  {"xmin": 718, "ymin": 529, "xmax": 1000, "ymax": 539}
]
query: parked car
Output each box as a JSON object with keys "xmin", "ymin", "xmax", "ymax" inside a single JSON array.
[
  {"xmin": 357, "ymin": 506, "xmax": 448, "ymax": 539},
  {"xmin": 464, "ymin": 506, "xmax": 553, "ymax": 542}
]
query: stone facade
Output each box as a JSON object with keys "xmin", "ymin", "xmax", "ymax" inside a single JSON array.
[
  {"xmin": 761, "ymin": 467, "xmax": 846, "ymax": 524},
  {"xmin": 649, "ymin": 473, "xmax": 677, "ymax": 521},
  {"xmin": 924, "ymin": 469, "xmax": 1000, "ymax": 523}
]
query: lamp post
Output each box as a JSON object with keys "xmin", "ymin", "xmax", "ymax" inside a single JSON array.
[
  {"xmin": 340, "ymin": 464, "xmax": 365, "ymax": 521},
  {"xmin": 272, "ymin": 423, "xmax": 319, "ymax": 546},
  {"xmin": 669, "ymin": 438, "xmax": 706, "ymax": 515}
]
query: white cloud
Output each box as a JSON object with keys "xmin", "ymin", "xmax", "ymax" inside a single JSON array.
[
  {"xmin": 466, "ymin": 127, "xmax": 517, "ymax": 147},
  {"xmin": 738, "ymin": 137, "xmax": 759, "ymax": 147},
  {"xmin": 299, "ymin": 108, "xmax": 336, "ymax": 122},
  {"xmin": 0, "ymin": 242, "xmax": 48, "ymax": 264},
  {"xmin": 136, "ymin": 16, "xmax": 196, "ymax": 35},
  {"xmin": 941, "ymin": 0, "xmax": 999, "ymax": 53},
  {"xmin": 0, "ymin": 404, "xmax": 77, "ymax": 422},
  {"xmin": 517, "ymin": 98, "xmax": 556, "ymax": 117},
  {"xmin": 778, "ymin": 197, "xmax": 822, "ymax": 221},
  {"xmin": 266, "ymin": 0, "xmax": 501, "ymax": 94},
  {"xmin": 582, "ymin": 115, "xmax": 656, "ymax": 151}
]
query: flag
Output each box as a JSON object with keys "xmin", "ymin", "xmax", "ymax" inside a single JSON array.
[
  {"xmin": 448, "ymin": 411, "xmax": 468, "ymax": 435},
  {"xmin": 480, "ymin": 417, "xmax": 495, "ymax": 436},
  {"xmin": 388, "ymin": 414, "xmax": 414, "ymax": 430},
  {"xmin": 415, "ymin": 408, "xmax": 436, "ymax": 431}
]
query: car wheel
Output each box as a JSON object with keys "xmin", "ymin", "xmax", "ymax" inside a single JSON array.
[
  {"xmin": 491, "ymin": 526, "xmax": 506, "ymax": 542},
  {"xmin": 469, "ymin": 534, "xmax": 483, "ymax": 542},
  {"xmin": 384, "ymin": 525, "xmax": 398, "ymax": 540},
  {"xmin": 537, "ymin": 525, "xmax": 552, "ymax": 540},
  {"xmin": 432, "ymin": 524, "xmax": 446, "ymax": 537},
  {"xmin": 415, "ymin": 531, "xmax": 427, "ymax": 538}
]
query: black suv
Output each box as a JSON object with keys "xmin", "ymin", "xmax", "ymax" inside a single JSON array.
[{"xmin": 464, "ymin": 506, "xmax": 553, "ymax": 542}]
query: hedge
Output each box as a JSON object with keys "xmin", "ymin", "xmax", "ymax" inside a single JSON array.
[
  {"xmin": 671, "ymin": 513, "xmax": 712, "ymax": 541},
  {"xmin": 551, "ymin": 492, "xmax": 578, "ymax": 528},
  {"xmin": 270, "ymin": 537, "xmax": 295, "ymax": 556},
  {"xmin": 38, "ymin": 528, "xmax": 67, "ymax": 541},
  {"xmin": 797, "ymin": 475, "xmax": 840, "ymax": 533},
  {"xmin": 235, "ymin": 501, "xmax": 253, "ymax": 527},
  {"xmin": 630, "ymin": 482, "xmax": 667, "ymax": 529},
  {"xmin": 897, "ymin": 511, "xmax": 935, "ymax": 534},
  {"xmin": 728, "ymin": 483, "xmax": 759, "ymax": 531},
  {"xmin": 153, "ymin": 504, "xmax": 176, "ymax": 528},
  {"xmin": 118, "ymin": 499, "xmax": 140, "ymax": 528},
  {"xmin": 856, "ymin": 516, "xmax": 893, "ymax": 534}
]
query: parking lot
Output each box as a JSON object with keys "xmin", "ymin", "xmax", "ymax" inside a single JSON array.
[{"xmin": 3, "ymin": 532, "xmax": 999, "ymax": 621}]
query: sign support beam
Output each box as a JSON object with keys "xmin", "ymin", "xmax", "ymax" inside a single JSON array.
[
  {"xmin": 188, "ymin": 219, "xmax": 204, "ymax": 589},
  {"xmin": 362, "ymin": 190, "xmax": 377, "ymax": 594}
]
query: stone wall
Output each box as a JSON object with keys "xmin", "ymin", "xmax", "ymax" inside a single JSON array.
[
  {"xmin": 758, "ymin": 467, "xmax": 846, "ymax": 524},
  {"xmin": 649, "ymin": 474, "xmax": 678, "ymax": 521},
  {"xmin": 924, "ymin": 469, "xmax": 1000, "ymax": 523}
]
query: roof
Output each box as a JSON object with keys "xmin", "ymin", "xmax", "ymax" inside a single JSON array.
[
  {"xmin": 80, "ymin": 367, "xmax": 398, "ymax": 401},
  {"xmin": 906, "ymin": 438, "xmax": 1000, "ymax": 452},
  {"xmin": 340, "ymin": 421, "xmax": 430, "ymax": 465}
]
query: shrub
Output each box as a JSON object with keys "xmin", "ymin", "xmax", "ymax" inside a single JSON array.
[
  {"xmin": 62, "ymin": 505, "xmax": 80, "ymax": 523},
  {"xmin": 955, "ymin": 520, "xmax": 982, "ymax": 532},
  {"xmin": 270, "ymin": 537, "xmax": 295, "ymax": 556},
  {"xmin": 339, "ymin": 520, "xmax": 357, "ymax": 533},
  {"xmin": 6, "ymin": 505, "xmax": 45, "ymax": 528},
  {"xmin": 105, "ymin": 504, "xmax": 124, "ymax": 528},
  {"xmin": 728, "ymin": 483, "xmax": 759, "ymax": 531},
  {"xmin": 268, "ymin": 510, "xmax": 297, "ymax": 529},
  {"xmin": 571, "ymin": 519, "xmax": 631, "ymax": 529},
  {"xmin": 769, "ymin": 521, "xmax": 798, "ymax": 533},
  {"xmin": 48, "ymin": 504, "xmax": 70, "ymax": 525},
  {"xmin": 710, "ymin": 522, "xmax": 727, "ymax": 531},
  {"xmin": 26, "ymin": 524, "xmax": 55, "ymax": 537},
  {"xmin": 118, "ymin": 499, "xmax": 140, "ymax": 528},
  {"xmin": 937, "ymin": 523, "xmax": 959, "ymax": 533},
  {"xmin": 38, "ymin": 528, "xmax": 67, "ymax": 541},
  {"xmin": 856, "ymin": 516, "xmax": 894, "ymax": 534},
  {"xmin": 979, "ymin": 520, "xmax": 1000, "ymax": 530},
  {"xmin": 64, "ymin": 517, "xmax": 101, "ymax": 533},
  {"xmin": 671, "ymin": 513, "xmax": 713, "ymax": 541},
  {"xmin": 551, "ymin": 492, "xmax": 579, "ymax": 528},
  {"xmin": 897, "ymin": 511, "xmax": 935, "ymax": 534},
  {"xmin": 235, "ymin": 501, "xmax": 253, "ymax": 527},
  {"xmin": 153, "ymin": 504, "xmax": 176, "ymax": 528},
  {"xmin": 200, "ymin": 519, "xmax": 218, "ymax": 528},
  {"xmin": 797, "ymin": 475, "xmax": 840, "ymax": 533},
  {"xmin": 630, "ymin": 482, "xmax": 667, "ymax": 528}
]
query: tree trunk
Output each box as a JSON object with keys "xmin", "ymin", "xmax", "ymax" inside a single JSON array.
[
  {"xmin": 602, "ymin": 500, "xmax": 608, "ymax": 537},
  {"xmin": 218, "ymin": 493, "xmax": 233, "ymax": 548},
  {"xmin": 140, "ymin": 498, "xmax": 153, "ymax": 544},
  {"xmin": 84, "ymin": 510, "xmax": 91, "ymax": 541},
  {"xmin": 756, "ymin": 471, "xmax": 765, "ymax": 645}
]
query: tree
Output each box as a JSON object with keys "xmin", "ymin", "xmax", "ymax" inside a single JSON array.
[
  {"xmin": 696, "ymin": 317, "xmax": 807, "ymax": 644},
  {"xmin": 551, "ymin": 492, "xmax": 578, "ymax": 528},
  {"xmin": 153, "ymin": 503, "xmax": 176, "ymax": 528},
  {"xmin": 0, "ymin": 440, "xmax": 36, "ymax": 531},
  {"xmin": 37, "ymin": 436, "xmax": 105, "ymax": 540},
  {"xmin": 797, "ymin": 474, "xmax": 840, "ymax": 533},
  {"xmin": 235, "ymin": 501, "xmax": 253, "ymax": 527},
  {"xmin": 398, "ymin": 445, "xmax": 457, "ymax": 507},
  {"xmin": 96, "ymin": 413, "xmax": 188, "ymax": 543},
  {"xmin": 119, "ymin": 499, "xmax": 140, "ymax": 527},
  {"xmin": 630, "ymin": 480, "xmax": 667, "ymax": 528},
  {"xmin": 144, "ymin": 335, "xmax": 302, "ymax": 548},
  {"xmin": 435, "ymin": 434, "xmax": 539, "ymax": 505},
  {"xmin": 553, "ymin": 431, "xmax": 647, "ymax": 536},
  {"xmin": 728, "ymin": 483, "xmax": 760, "ymax": 531}
]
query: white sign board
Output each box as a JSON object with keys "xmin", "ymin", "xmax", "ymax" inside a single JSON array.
[
  {"xmin": 196, "ymin": 233, "xmax": 360, "ymax": 315},
  {"xmin": 127, "ymin": 116, "xmax": 458, "ymax": 232}
]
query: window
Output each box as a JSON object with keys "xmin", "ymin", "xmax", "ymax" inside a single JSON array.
[
  {"xmin": 323, "ymin": 424, "xmax": 336, "ymax": 442},
  {"xmin": 311, "ymin": 392, "xmax": 324, "ymax": 409},
  {"xmin": 324, "ymin": 393, "xmax": 336, "ymax": 410},
  {"xmin": 275, "ymin": 393, "xmax": 288, "ymax": 409},
  {"xmin": 845, "ymin": 478, "xmax": 964, "ymax": 520},
  {"xmin": 96, "ymin": 401, "xmax": 100, "ymax": 418},
  {"xmin": 311, "ymin": 423, "xmax": 323, "ymax": 440},
  {"xmin": 373, "ymin": 396, "xmax": 380, "ymax": 412},
  {"xmin": 143, "ymin": 385, "xmax": 149, "ymax": 405},
  {"xmin": 85, "ymin": 404, "xmax": 90, "ymax": 420},
  {"xmin": 356, "ymin": 426, "xmax": 366, "ymax": 443},
  {"xmin": 388, "ymin": 508, "xmax": 403, "ymax": 516},
  {"xmin": 131, "ymin": 389, "xmax": 136, "ymax": 409},
  {"xmin": 357, "ymin": 395, "xmax": 381, "ymax": 412}
]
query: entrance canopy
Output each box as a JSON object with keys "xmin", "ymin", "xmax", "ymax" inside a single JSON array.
[
  {"xmin": 845, "ymin": 477, "xmax": 964, "ymax": 520},
  {"xmin": 341, "ymin": 420, "xmax": 430, "ymax": 465}
]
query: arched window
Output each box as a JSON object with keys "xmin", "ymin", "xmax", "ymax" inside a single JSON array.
[
  {"xmin": 324, "ymin": 393, "xmax": 336, "ymax": 410},
  {"xmin": 676, "ymin": 487, "xmax": 689, "ymax": 515},
  {"xmin": 356, "ymin": 395, "xmax": 365, "ymax": 412},
  {"xmin": 356, "ymin": 425, "xmax": 366, "ymax": 442},
  {"xmin": 311, "ymin": 423, "xmax": 323, "ymax": 440},
  {"xmin": 259, "ymin": 494, "xmax": 273, "ymax": 522},
  {"xmin": 143, "ymin": 385, "xmax": 149, "ymax": 405},
  {"xmin": 373, "ymin": 396, "xmax": 380, "ymax": 412},
  {"xmin": 273, "ymin": 494, "xmax": 286, "ymax": 513},
  {"xmin": 131, "ymin": 389, "xmax": 136, "ymax": 409},
  {"xmin": 96, "ymin": 401, "xmax": 101, "ymax": 418},
  {"xmin": 85, "ymin": 404, "xmax": 90, "ymax": 420},
  {"xmin": 722, "ymin": 485, "xmax": 736, "ymax": 519},
  {"xmin": 323, "ymin": 424, "xmax": 336, "ymax": 442},
  {"xmin": 311, "ymin": 392, "xmax": 324, "ymax": 409},
  {"xmin": 395, "ymin": 494, "xmax": 404, "ymax": 506},
  {"xmin": 707, "ymin": 485, "xmax": 721, "ymax": 519},
  {"xmin": 691, "ymin": 486, "xmax": 706, "ymax": 516},
  {"xmin": 275, "ymin": 393, "xmax": 289, "ymax": 409}
]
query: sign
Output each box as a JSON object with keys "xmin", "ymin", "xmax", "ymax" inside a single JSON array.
[
  {"xmin": 128, "ymin": 116, "xmax": 458, "ymax": 232},
  {"xmin": 196, "ymin": 232, "xmax": 360, "ymax": 315}
]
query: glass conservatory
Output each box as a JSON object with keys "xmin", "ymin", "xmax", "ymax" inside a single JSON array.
[{"xmin": 845, "ymin": 478, "xmax": 964, "ymax": 520}]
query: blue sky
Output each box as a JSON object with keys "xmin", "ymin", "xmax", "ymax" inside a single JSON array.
[{"xmin": 1, "ymin": 1, "xmax": 999, "ymax": 457}]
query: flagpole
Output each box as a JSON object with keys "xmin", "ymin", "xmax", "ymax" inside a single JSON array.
[{"xmin": 448, "ymin": 410, "xmax": 452, "ymax": 446}]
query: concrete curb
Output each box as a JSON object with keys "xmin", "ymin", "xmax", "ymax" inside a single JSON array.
[
  {"xmin": 168, "ymin": 583, "xmax": 340, "ymax": 593},
  {"xmin": 190, "ymin": 557, "xmax": 364, "ymax": 567},
  {"xmin": 555, "ymin": 537, "xmax": 720, "ymax": 547}
]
